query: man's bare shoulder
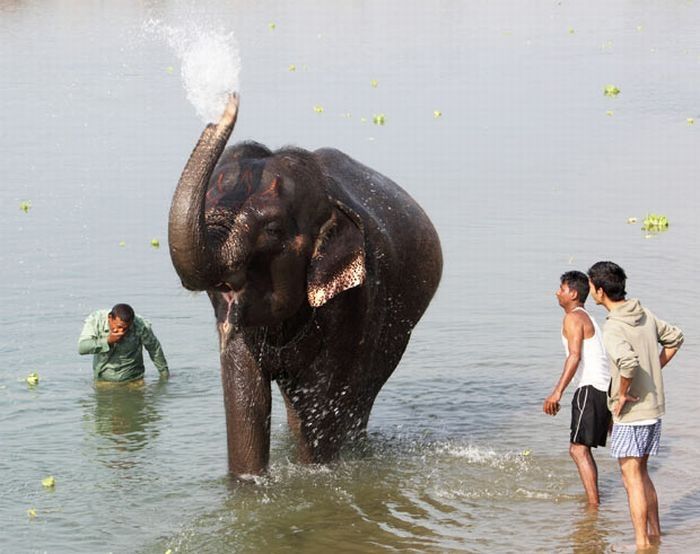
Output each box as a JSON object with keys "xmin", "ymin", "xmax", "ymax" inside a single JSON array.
[
  {"xmin": 564, "ymin": 310, "xmax": 588, "ymax": 324},
  {"xmin": 565, "ymin": 308, "xmax": 595, "ymax": 338}
]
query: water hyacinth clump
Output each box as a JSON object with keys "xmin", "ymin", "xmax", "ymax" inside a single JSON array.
[
  {"xmin": 603, "ymin": 84, "xmax": 621, "ymax": 97},
  {"xmin": 641, "ymin": 213, "xmax": 669, "ymax": 232}
]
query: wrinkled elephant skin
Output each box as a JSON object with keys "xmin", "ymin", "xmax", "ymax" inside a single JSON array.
[{"xmin": 168, "ymin": 96, "xmax": 443, "ymax": 476}]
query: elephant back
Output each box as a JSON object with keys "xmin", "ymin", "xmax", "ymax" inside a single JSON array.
[{"xmin": 314, "ymin": 148, "xmax": 442, "ymax": 324}]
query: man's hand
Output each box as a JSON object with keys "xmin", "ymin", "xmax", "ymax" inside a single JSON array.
[
  {"xmin": 543, "ymin": 392, "xmax": 562, "ymax": 416},
  {"xmin": 613, "ymin": 392, "xmax": 639, "ymax": 417},
  {"xmin": 107, "ymin": 328, "xmax": 127, "ymax": 345}
]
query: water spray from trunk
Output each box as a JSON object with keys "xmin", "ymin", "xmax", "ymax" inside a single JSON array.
[{"xmin": 145, "ymin": 19, "xmax": 241, "ymax": 123}]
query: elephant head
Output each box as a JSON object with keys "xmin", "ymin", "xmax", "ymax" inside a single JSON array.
[{"xmin": 168, "ymin": 95, "xmax": 367, "ymax": 338}]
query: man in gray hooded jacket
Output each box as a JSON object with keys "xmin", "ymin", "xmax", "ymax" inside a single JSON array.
[{"xmin": 588, "ymin": 261, "xmax": 683, "ymax": 549}]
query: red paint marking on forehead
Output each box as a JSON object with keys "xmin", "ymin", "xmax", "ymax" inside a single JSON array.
[{"xmin": 261, "ymin": 175, "xmax": 282, "ymax": 197}]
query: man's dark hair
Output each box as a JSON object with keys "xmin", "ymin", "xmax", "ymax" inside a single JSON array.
[
  {"xmin": 587, "ymin": 261, "xmax": 627, "ymax": 301},
  {"xmin": 560, "ymin": 270, "xmax": 589, "ymax": 303},
  {"xmin": 109, "ymin": 303, "xmax": 135, "ymax": 323}
]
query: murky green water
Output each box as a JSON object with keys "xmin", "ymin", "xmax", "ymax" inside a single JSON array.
[{"xmin": 2, "ymin": 1, "xmax": 699, "ymax": 552}]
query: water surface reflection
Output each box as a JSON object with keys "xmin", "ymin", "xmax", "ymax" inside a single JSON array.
[{"xmin": 81, "ymin": 379, "xmax": 167, "ymax": 472}]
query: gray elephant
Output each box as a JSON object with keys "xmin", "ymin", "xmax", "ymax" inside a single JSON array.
[{"xmin": 168, "ymin": 95, "xmax": 442, "ymax": 476}]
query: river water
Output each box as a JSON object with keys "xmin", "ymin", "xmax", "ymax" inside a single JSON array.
[{"xmin": 2, "ymin": 1, "xmax": 699, "ymax": 552}]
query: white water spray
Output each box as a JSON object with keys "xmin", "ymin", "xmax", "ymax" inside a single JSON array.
[{"xmin": 146, "ymin": 19, "xmax": 241, "ymax": 123}]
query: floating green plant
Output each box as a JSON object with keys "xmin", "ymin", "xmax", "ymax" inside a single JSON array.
[
  {"xmin": 433, "ymin": 110, "xmax": 443, "ymax": 119},
  {"xmin": 372, "ymin": 113, "xmax": 386, "ymax": 125},
  {"xmin": 151, "ymin": 238, "xmax": 160, "ymax": 248},
  {"xmin": 313, "ymin": 105, "xmax": 324, "ymax": 113},
  {"xmin": 41, "ymin": 476, "xmax": 55, "ymax": 489},
  {"xmin": 641, "ymin": 213, "xmax": 669, "ymax": 232},
  {"xmin": 26, "ymin": 372, "xmax": 39, "ymax": 386},
  {"xmin": 20, "ymin": 200, "xmax": 32, "ymax": 213},
  {"xmin": 603, "ymin": 84, "xmax": 621, "ymax": 97}
]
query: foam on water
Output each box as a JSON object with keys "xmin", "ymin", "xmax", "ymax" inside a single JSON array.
[{"xmin": 146, "ymin": 19, "xmax": 241, "ymax": 123}]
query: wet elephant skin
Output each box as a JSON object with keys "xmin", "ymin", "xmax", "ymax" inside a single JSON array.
[{"xmin": 168, "ymin": 97, "xmax": 443, "ymax": 476}]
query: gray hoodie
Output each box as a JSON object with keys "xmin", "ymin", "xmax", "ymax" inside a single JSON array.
[{"xmin": 603, "ymin": 298, "xmax": 684, "ymax": 423}]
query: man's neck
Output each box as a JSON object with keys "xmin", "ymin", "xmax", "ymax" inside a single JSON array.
[{"xmin": 565, "ymin": 302, "xmax": 584, "ymax": 314}]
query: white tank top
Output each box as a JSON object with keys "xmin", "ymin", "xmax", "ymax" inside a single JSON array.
[{"xmin": 561, "ymin": 307, "xmax": 611, "ymax": 392}]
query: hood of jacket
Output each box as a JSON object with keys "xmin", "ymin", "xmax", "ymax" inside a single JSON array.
[{"xmin": 606, "ymin": 298, "xmax": 645, "ymax": 326}]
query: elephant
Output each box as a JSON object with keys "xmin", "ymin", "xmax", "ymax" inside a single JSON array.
[{"xmin": 168, "ymin": 95, "xmax": 442, "ymax": 476}]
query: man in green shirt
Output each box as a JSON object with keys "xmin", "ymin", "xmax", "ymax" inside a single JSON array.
[{"xmin": 78, "ymin": 303, "xmax": 169, "ymax": 382}]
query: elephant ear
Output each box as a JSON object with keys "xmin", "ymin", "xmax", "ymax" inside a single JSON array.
[{"xmin": 307, "ymin": 200, "xmax": 366, "ymax": 307}]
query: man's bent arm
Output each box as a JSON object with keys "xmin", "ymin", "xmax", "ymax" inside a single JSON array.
[
  {"xmin": 78, "ymin": 314, "xmax": 109, "ymax": 355},
  {"xmin": 544, "ymin": 314, "xmax": 583, "ymax": 415},
  {"xmin": 614, "ymin": 375, "xmax": 639, "ymax": 417},
  {"xmin": 655, "ymin": 316, "xmax": 684, "ymax": 350},
  {"xmin": 142, "ymin": 324, "xmax": 169, "ymax": 374},
  {"xmin": 604, "ymin": 330, "xmax": 639, "ymax": 380},
  {"xmin": 659, "ymin": 347, "xmax": 678, "ymax": 369}
]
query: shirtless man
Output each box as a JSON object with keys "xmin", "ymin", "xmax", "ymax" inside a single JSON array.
[{"xmin": 544, "ymin": 271, "xmax": 611, "ymax": 506}]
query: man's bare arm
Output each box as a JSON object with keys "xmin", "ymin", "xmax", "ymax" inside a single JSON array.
[
  {"xmin": 659, "ymin": 347, "xmax": 678, "ymax": 369},
  {"xmin": 544, "ymin": 313, "xmax": 584, "ymax": 416},
  {"xmin": 614, "ymin": 375, "xmax": 639, "ymax": 417}
]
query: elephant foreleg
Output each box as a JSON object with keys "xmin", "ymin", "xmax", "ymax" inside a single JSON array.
[{"xmin": 220, "ymin": 334, "xmax": 271, "ymax": 476}]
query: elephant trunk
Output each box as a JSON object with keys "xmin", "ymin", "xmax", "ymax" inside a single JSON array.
[
  {"xmin": 221, "ymin": 333, "xmax": 272, "ymax": 476},
  {"xmin": 168, "ymin": 96, "xmax": 240, "ymax": 290}
]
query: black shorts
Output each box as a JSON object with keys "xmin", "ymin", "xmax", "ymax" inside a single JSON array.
[{"xmin": 570, "ymin": 385, "xmax": 611, "ymax": 448}]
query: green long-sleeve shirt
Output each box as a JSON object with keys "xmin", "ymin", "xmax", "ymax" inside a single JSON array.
[{"xmin": 78, "ymin": 309, "xmax": 169, "ymax": 382}]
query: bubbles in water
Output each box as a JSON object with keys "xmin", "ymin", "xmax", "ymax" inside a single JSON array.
[{"xmin": 145, "ymin": 19, "xmax": 241, "ymax": 123}]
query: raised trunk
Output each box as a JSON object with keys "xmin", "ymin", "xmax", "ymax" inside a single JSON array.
[{"xmin": 168, "ymin": 97, "xmax": 239, "ymax": 290}]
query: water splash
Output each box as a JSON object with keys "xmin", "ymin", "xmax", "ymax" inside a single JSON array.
[{"xmin": 146, "ymin": 19, "xmax": 241, "ymax": 123}]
